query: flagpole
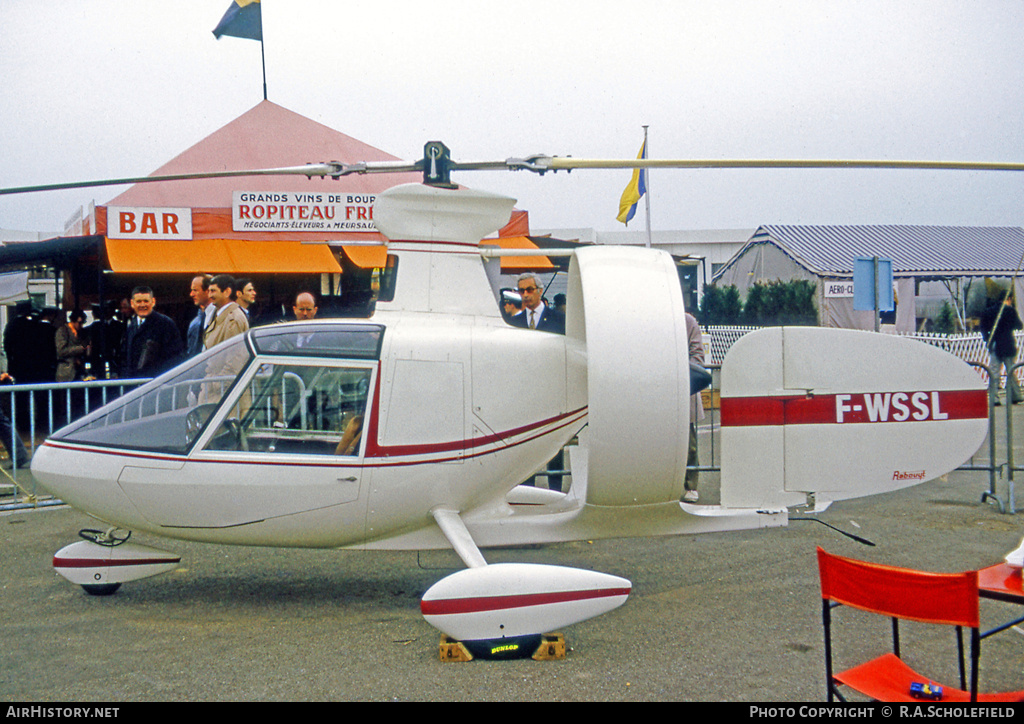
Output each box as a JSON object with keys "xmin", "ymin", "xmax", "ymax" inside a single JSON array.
[
  {"xmin": 212, "ymin": 1, "xmax": 268, "ymax": 100},
  {"xmin": 259, "ymin": 1, "xmax": 267, "ymax": 100},
  {"xmin": 260, "ymin": 35, "xmax": 268, "ymax": 100},
  {"xmin": 642, "ymin": 125, "xmax": 652, "ymax": 248}
]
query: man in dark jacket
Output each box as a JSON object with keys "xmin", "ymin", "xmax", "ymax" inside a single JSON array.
[
  {"xmin": 509, "ymin": 273, "xmax": 565, "ymax": 335},
  {"xmin": 980, "ymin": 288, "xmax": 1023, "ymax": 405},
  {"xmin": 119, "ymin": 286, "xmax": 184, "ymax": 378}
]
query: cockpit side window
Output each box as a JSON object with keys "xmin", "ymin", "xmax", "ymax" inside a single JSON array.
[
  {"xmin": 205, "ymin": 362, "xmax": 372, "ymax": 457},
  {"xmin": 251, "ymin": 323, "xmax": 384, "ymax": 359}
]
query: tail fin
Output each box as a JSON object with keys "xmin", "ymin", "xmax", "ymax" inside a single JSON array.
[{"xmin": 719, "ymin": 327, "xmax": 987, "ymax": 509}]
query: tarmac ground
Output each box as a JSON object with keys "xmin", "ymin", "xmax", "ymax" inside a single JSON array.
[{"xmin": 2, "ymin": 403, "xmax": 1024, "ymax": 702}]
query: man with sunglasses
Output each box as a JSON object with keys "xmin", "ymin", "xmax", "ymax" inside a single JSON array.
[
  {"xmin": 509, "ymin": 272, "xmax": 566, "ymax": 492},
  {"xmin": 509, "ymin": 273, "xmax": 565, "ymax": 335}
]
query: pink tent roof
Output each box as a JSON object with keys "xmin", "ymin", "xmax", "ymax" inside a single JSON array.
[{"xmin": 107, "ymin": 100, "xmax": 420, "ymax": 208}]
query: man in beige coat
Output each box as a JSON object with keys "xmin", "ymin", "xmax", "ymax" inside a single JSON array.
[
  {"xmin": 204, "ymin": 275, "xmax": 250, "ymax": 350},
  {"xmin": 200, "ymin": 275, "xmax": 251, "ymax": 408},
  {"xmin": 683, "ymin": 312, "xmax": 706, "ymax": 503}
]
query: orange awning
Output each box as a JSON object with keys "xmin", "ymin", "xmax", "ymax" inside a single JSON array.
[
  {"xmin": 341, "ymin": 244, "xmax": 388, "ymax": 269},
  {"xmin": 105, "ymin": 236, "xmax": 554, "ymax": 274},
  {"xmin": 105, "ymin": 238, "xmax": 343, "ymax": 274},
  {"xmin": 340, "ymin": 237, "xmax": 553, "ymax": 271},
  {"xmin": 483, "ymin": 236, "xmax": 555, "ymax": 272}
]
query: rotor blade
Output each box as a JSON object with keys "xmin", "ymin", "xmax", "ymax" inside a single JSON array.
[
  {"xmin": 5, "ymin": 154, "xmax": 1024, "ymax": 197},
  {"xmin": 478, "ymin": 248, "xmax": 577, "ymax": 258},
  {"xmin": 0, "ymin": 161, "xmax": 420, "ymax": 196},
  {"xmin": 519, "ymin": 156, "xmax": 1024, "ymax": 173}
]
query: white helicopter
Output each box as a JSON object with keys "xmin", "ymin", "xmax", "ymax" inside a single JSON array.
[{"xmin": 8, "ymin": 143, "xmax": 999, "ymax": 658}]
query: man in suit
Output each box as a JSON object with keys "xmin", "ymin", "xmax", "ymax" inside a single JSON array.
[
  {"xmin": 234, "ymin": 278, "xmax": 257, "ymax": 321},
  {"xmin": 186, "ymin": 274, "xmax": 212, "ymax": 357},
  {"xmin": 509, "ymin": 273, "xmax": 565, "ymax": 335},
  {"xmin": 509, "ymin": 272, "xmax": 566, "ymax": 492},
  {"xmin": 120, "ymin": 287, "xmax": 184, "ymax": 378}
]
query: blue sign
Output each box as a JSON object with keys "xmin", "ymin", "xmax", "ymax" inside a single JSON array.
[{"xmin": 853, "ymin": 257, "xmax": 894, "ymax": 312}]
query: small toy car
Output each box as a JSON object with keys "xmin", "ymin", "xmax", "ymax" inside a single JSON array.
[{"xmin": 910, "ymin": 682, "xmax": 943, "ymax": 700}]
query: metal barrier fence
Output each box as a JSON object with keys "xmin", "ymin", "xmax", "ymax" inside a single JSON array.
[
  {"xmin": 0, "ymin": 378, "xmax": 149, "ymax": 501},
  {"xmin": 971, "ymin": 359, "xmax": 1024, "ymax": 515}
]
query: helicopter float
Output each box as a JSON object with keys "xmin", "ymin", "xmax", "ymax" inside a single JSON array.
[{"xmin": 5, "ymin": 143, "xmax": 999, "ymax": 656}]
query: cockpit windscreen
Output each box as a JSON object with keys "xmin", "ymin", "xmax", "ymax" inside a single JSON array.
[{"xmin": 49, "ymin": 323, "xmax": 385, "ymax": 455}]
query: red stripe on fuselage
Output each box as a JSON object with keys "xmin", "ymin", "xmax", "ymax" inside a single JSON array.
[
  {"xmin": 721, "ymin": 389, "xmax": 987, "ymax": 427},
  {"xmin": 420, "ymin": 587, "xmax": 632, "ymax": 616},
  {"xmin": 364, "ymin": 407, "xmax": 588, "ymax": 459},
  {"xmin": 39, "ymin": 406, "xmax": 588, "ymax": 469}
]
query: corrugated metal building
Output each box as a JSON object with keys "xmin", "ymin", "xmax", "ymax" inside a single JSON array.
[{"xmin": 712, "ymin": 225, "xmax": 1024, "ymax": 331}]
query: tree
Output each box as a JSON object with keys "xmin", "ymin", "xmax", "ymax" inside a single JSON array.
[
  {"xmin": 780, "ymin": 279, "xmax": 818, "ymax": 326},
  {"xmin": 933, "ymin": 300, "xmax": 959, "ymax": 334},
  {"xmin": 743, "ymin": 280, "xmax": 818, "ymax": 326},
  {"xmin": 699, "ymin": 284, "xmax": 742, "ymax": 325},
  {"xmin": 743, "ymin": 282, "xmax": 771, "ymax": 325}
]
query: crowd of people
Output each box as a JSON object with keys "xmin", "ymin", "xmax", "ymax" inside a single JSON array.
[
  {"xmin": 2, "ymin": 275, "xmax": 324, "ymax": 386},
  {"xmin": 6, "ymin": 268, "xmax": 576, "ymax": 389},
  {"xmin": 4, "ymin": 270, "xmax": 583, "ymax": 388}
]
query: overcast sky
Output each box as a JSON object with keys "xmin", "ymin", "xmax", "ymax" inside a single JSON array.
[{"xmin": 2, "ymin": 0, "xmax": 1024, "ymax": 235}]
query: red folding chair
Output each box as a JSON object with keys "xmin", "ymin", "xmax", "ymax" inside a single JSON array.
[{"xmin": 817, "ymin": 547, "xmax": 1024, "ymax": 702}]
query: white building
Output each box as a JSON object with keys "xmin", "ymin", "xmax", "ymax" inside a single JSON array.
[{"xmin": 532, "ymin": 227, "xmax": 754, "ymax": 306}]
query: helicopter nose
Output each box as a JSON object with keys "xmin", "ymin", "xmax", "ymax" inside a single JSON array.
[{"xmin": 30, "ymin": 443, "xmax": 139, "ymax": 525}]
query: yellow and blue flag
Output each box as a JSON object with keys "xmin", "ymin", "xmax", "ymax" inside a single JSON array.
[
  {"xmin": 616, "ymin": 139, "xmax": 647, "ymax": 225},
  {"xmin": 213, "ymin": 0, "xmax": 262, "ymax": 41}
]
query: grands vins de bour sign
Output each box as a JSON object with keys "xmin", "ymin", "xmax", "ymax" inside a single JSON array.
[{"xmin": 231, "ymin": 191, "xmax": 377, "ymax": 232}]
